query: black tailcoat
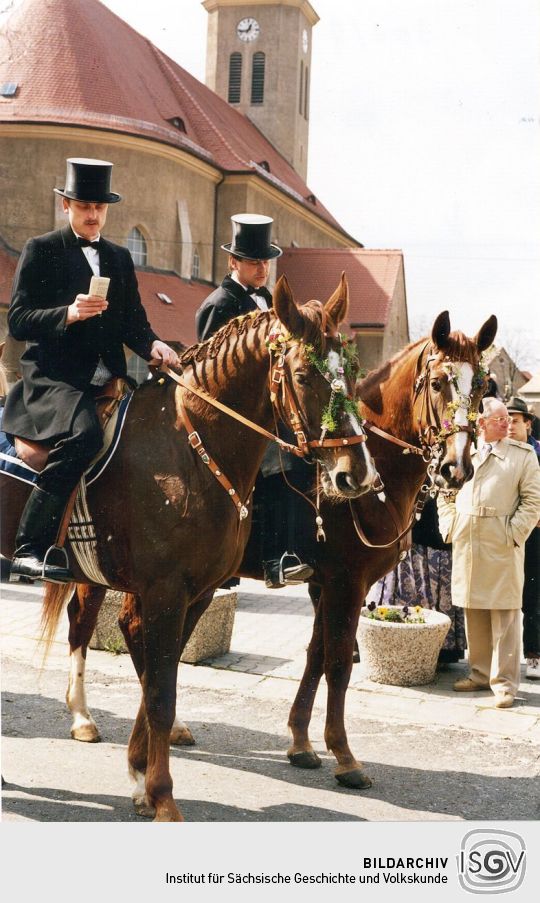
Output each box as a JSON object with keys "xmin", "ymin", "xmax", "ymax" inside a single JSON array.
[
  {"xmin": 195, "ymin": 275, "xmax": 272, "ymax": 343},
  {"xmin": 3, "ymin": 225, "xmax": 158, "ymax": 441}
]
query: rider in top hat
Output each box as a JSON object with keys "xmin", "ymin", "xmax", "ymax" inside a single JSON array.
[
  {"xmin": 3, "ymin": 157, "xmax": 180, "ymax": 583},
  {"xmin": 196, "ymin": 214, "xmax": 281, "ymax": 341},
  {"xmin": 195, "ymin": 214, "xmax": 314, "ymax": 589}
]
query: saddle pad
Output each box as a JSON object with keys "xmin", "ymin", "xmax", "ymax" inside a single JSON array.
[{"xmin": 0, "ymin": 391, "xmax": 133, "ymax": 488}]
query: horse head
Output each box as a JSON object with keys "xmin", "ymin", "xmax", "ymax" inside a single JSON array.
[
  {"xmin": 271, "ymin": 273, "xmax": 377, "ymax": 499},
  {"xmin": 418, "ymin": 310, "xmax": 498, "ymax": 489}
]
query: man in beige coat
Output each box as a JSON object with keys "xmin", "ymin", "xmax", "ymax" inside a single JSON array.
[{"xmin": 438, "ymin": 397, "xmax": 540, "ymax": 708}]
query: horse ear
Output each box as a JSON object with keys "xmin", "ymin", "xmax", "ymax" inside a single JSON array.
[
  {"xmin": 474, "ymin": 315, "xmax": 498, "ymax": 352},
  {"xmin": 273, "ymin": 274, "xmax": 304, "ymax": 337},
  {"xmin": 431, "ymin": 310, "xmax": 451, "ymax": 351},
  {"xmin": 324, "ymin": 272, "xmax": 349, "ymax": 327}
]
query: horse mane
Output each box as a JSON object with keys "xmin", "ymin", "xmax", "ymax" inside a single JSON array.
[{"xmin": 177, "ymin": 299, "xmax": 327, "ymax": 371}]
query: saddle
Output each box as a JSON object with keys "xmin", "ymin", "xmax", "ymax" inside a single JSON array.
[{"xmin": 14, "ymin": 378, "xmax": 130, "ymax": 472}]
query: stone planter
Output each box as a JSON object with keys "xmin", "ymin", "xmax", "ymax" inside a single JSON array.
[
  {"xmin": 358, "ymin": 606, "xmax": 451, "ymax": 686},
  {"xmin": 90, "ymin": 588, "xmax": 237, "ymax": 663}
]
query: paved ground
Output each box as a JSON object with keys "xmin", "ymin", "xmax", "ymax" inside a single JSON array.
[{"xmin": 2, "ymin": 578, "xmax": 540, "ymax": 822}]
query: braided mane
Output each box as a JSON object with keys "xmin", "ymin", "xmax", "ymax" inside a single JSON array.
[{"xmin": 177, "ymin": 299, "xmax": 328, "ymax": 373}]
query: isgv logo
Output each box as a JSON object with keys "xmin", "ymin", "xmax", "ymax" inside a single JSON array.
[{"xmin": 458, "ymin": 829, "xmax": 526, "ymax": 894}]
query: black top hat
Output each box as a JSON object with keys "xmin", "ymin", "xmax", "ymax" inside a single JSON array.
[
  {"xmin": 221, "ymin": 214, "xmax": 282, "ymax": 260},
  {"xmin": 54, "ymin": 158, "xmax": 122, "ymax": 204},
  {"xmin": 506, "ymin": 396, "xmax": 535, "ymax": 420}
]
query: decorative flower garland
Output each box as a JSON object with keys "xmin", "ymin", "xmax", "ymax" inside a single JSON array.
[
  {"xmin": 435, "ymin": 349, "xmax": 492, "ymax": 444},
  {"xmin": 303, "ymin": 336, "xmax": 365, "ymax": 434},
  {"xmin": 266, "ymin": 328, "xmax": 365, "ymax": 435}
]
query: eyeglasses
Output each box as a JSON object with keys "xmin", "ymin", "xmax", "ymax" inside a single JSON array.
[{"xmin": 487, "ymin": 416, "xmax": 511, "ymax": 424}]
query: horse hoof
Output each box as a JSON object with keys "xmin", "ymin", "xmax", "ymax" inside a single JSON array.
[
  {"xmin": 133, "ymin": 799, "xmax": 156, "ymax": 819},
  {"xmin": 287, "ymin": 750, "xmax": 322, "ymax": 770},
  {"xmin": 71, "ymin": 724, "xmax": 101, "ymax": 743},
  {"xmin": 335, "ymin": 769, "xmax": 372, "ymax": 789},
  {"xmin": 170, "ymin": 725, "xmax": 195, "ymax": 746},
  {"xmin": 153, "ymin": 805, "xmax": 184, "ymax": 822}
]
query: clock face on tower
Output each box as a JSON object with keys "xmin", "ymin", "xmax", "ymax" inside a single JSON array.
[{"xmin": 237, "ymin": 17, "xmax": 260, "ymax": 42}]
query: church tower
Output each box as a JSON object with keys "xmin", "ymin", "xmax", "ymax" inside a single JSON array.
[{"xmin": 203, "ymin": 0, "xmax": 318, "ymax": 182}]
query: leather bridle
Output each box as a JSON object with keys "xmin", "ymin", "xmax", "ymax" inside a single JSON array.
[
  {"xmin": 351, "ymin": 343, "xmax": 483, "ymax": 551},
  {"xmin": 160, "ymin": 326, "xmax": 367, "ymax": 526}
]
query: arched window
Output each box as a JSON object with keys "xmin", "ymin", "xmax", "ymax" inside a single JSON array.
[
  {"xmin": 127, "ymin": 227, "xmax": 147, "ymax": 266},
  {"xmin": 228, "ymin": 52, "xmax": 242, "ymax": 103},
  {"xmin": 251, "ymin": 52, "xmax": 265, "ymax": 105},
  {"xmin": 299, "ymin": 60, "xmax": 304, "ymax": 114},
  {"xmin": 191, "ymin": 247, "xmax": 200, "ymax": 279}
]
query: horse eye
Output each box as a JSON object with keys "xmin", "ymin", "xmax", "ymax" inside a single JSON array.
[
  {"xmin": 431, "ymin": 378, "xmax": 442, "ymax": 392},
  {"xmin": 295, "ymin": 372, "xmax": 309, "ymax": 385}
]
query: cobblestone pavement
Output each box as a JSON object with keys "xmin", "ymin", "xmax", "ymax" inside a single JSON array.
[{"xmin": 2, "ymin": 577, "xmax": 540, "ymax": 742}]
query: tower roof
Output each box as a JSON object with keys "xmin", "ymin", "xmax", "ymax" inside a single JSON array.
[{"xmin": 0, "ymin": 0, "xmax": 345, "ymax": 233}]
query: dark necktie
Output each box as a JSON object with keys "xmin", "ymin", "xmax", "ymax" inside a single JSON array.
[
  {"xmin": 77, "ymin": 237, "xmax": 100, "ymax": 249},
  {"xmin": 246, "ymin": 285, "xmax": 258, "ymax": 296}
]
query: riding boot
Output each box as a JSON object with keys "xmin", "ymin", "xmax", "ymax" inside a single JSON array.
[{"xmin": 10, "ymin": 487, "xmax": 75, "ymax": 584}]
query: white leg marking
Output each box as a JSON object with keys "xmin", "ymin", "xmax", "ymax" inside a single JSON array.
[{"xmin": 67, "ymin": 648, "xmax": 100, "ymax": 741}]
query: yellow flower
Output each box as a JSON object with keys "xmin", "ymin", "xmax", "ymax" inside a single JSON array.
[{"xmin": 378, "ymin": 607, "xmax": 388, "ymax": 617}]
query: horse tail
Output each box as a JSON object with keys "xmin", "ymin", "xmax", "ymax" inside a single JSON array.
[{"xmin": 39, "ymin": 581, "xmax": 76, "ymax": 660}]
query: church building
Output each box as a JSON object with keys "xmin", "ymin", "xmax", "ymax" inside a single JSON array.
[{"xmin": 0, "ymin": 0, "xmax": 409, "ymax": 378}]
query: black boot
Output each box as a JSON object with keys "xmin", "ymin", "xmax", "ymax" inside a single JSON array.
[
  {"xmin": 263, "ymin": 552, "xmax": 314, "ymax": 589},
  {"xmin": 10, "ymin": 487, "xmax": 75, "ymax": 584}
]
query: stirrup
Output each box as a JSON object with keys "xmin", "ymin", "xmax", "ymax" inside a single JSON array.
[
  {"xmin": 279, "ymin": 552, "xmax": 313, "ymax": 586},
  {"xmin": 40, "ymin": 544, "xmax": 74, "ymax": 583}
]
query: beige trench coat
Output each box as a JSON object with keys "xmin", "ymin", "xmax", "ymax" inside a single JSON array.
[{"xmin": 437, "ymin": 438, "xmax": 540, "ymax": 609}]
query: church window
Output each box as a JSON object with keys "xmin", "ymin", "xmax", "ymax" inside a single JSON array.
[
  {"xmin": 127, "ymin": 227, "xmax": 147, "ymax": 266},
  {"xmin": 228, "ymin": 53, "xmax": 242, "ymax": 103},
  {"xmin": 304, "ymin": 65, "xmax": 309, "ymax": 119},
  {"xmin": 251, "ymin": 52, "xmax": 265, "ymax": 105},
  {"xmin": 191, "ymin": 247, "xmax": 200, "ymax": 279}
]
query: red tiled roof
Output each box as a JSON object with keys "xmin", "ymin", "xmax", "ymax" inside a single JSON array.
[
  {"xmin": 135, "ymin": 271, "xmax": 209, "ymax": 346},
  {"xmin": 0, "ymin": 0, "xmax": 345, "ymax": 234},
  {"xmin": 277, "ymin": 248, "xmax": 404, "ymax": 329}
]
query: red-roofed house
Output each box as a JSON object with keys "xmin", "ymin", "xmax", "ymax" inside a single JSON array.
[{"xmin": 278, "ymin": 248, "xmax": 409, "ymax": 368}]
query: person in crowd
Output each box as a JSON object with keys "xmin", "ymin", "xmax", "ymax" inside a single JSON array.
[
  {"xmin": 438, "ymin": 397, "xmax": 540, "ymax": 707},
  {"xmin": 2, "ymin": 157, "xmax": 180, "ymax": 583},
  {"xmin": 365, "ymin": 496, "xmax": 466, "ymax": 664},
  {"xmin": 195, "ymin": 213, "xmax": 314, "ymax": 588},
  {"xmin": 507, "ymin": 396, "xmax": 540, "ymax": 679}
]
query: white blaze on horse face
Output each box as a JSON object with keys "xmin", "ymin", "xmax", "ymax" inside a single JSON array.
[
  {"xmin": 450, "ymin": 362, "xmax": 473, "ymax": 461},
  {"xmin": 326, "ymin": 350, "xmax": 376, "ymax": 485}
]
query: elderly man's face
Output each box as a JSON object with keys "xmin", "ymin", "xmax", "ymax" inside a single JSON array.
[
  {"xmin": 508, "ymin": 412, "xmax": 530, "ymax": 443},
  {"xmin": 63, "ymin": 199, "xmax": 108, "ymax": 240},
  {"xmin": 480, "ymin": 401, "xmax": 511, "ymax": 443}
]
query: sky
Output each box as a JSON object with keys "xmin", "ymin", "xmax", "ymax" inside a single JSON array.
[{"xmin": 2, "ymin": 0, "xmax": 539, "ymax": 370}]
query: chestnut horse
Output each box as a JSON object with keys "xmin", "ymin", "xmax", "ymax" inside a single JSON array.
[
  {"xmin": 59, "ymin": 310, "xmax": 496, "ymax": 797},
  {"xmin": 0, "ymin": 276, "xmax": 377, "ymax": 822}
]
